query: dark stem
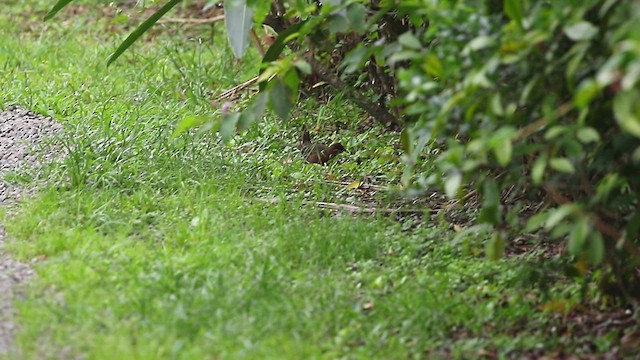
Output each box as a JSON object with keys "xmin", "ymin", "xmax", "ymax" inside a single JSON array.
[{"xmin": 305, "ymin": 55, "xmax": 402, "ymax": 129}]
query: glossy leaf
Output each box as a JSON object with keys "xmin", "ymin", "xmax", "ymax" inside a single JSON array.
[
  {"xmin": 444, "ymin": 170, "xmax": 462, "ymax": 199},
  {"xmin": 576, "ymin": 127, "xmax": 600, "ymax": 143},
  {"xmin": 225, "ymin": 0, "xmax": 254, "ymax": 59},
  {"xmin": 563, "ymin": 21, "xmax": 598, "ymax": 41}
]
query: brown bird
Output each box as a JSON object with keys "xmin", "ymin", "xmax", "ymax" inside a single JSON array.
[{"xmin": 296, "ymin": 128, "xmax": 346, "ymax": 165}]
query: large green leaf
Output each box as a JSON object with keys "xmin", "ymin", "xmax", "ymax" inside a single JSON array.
[
  {"xmin": 224, "ymin": 0, "xmax": 253, "ymax": 59},
  {"xmin": 479, "ymin": 179, "xmax": 501, "ymax": 225},
  {"xmin": 107, "ymin": 0, "xmax": 182, "ymax": 66},
  {"xmin": 485, "ymin": 233, "xmax": 505, "ymax": 260},
  {"xmin": 613, "ymin": 90, "xmax": 640, "ymax": 138},
  {"xmin": 563, "ymin": 21, "xmax": 598, "ymax": 41},
  {"xmin": 44, "ymin": 0, "xmax": 74, "ymax": 21},
  {"xmin": 504, "ymin": 0, "xmax": 524, "ymax": 27},
  {"xmin": 261, "ymin": 21, "xmax": 306, "ymax": 65},
  {"xmin": 269, "ymin": 79, "xmax": 292, "ymax": 121}
]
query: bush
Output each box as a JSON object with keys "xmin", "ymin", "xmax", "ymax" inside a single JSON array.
[{"xmin": 386, "ymin": 0, "xmax": 640, "ymax": 302}]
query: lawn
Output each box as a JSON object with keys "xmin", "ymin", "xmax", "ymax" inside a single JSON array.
[{"xmin": 0, "ymin": 1, "xmax": 624, "ymax": 359}]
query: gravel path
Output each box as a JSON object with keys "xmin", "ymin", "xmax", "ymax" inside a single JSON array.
[{"xmin": 0, "ymin": 106, "xmax": 63, "ymax": 356}]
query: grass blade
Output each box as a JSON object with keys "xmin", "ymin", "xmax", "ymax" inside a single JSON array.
[
  {"xmin": 44, "ymin": 0, "xmax": 74, "ymax": 21},
  {"xmin": 107, "ymin": 0, "xmax": 183, "ymax": 67}
]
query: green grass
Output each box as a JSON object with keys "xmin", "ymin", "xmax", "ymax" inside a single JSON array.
[{"xmin": 0, "ymin": 1, "xmax": 615, "ymax": 359}]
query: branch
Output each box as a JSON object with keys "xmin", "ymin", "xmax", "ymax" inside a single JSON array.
[
  {"xmin": 515, "ymin": 101, "xmax": 573, "ymax": 142},
  {"xmin": 157, "ymin": 15, "xmax": 225, "ymax": 24},
  {"xmin": 305, "ymin": 56, "xmax": 401, "ymax": 129}
]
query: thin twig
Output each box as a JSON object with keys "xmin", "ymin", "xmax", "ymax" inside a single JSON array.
[
  {"xmin": 515, "ymin": 101, "xmax": 573, "ymax": 141},
  {"xmin": 255, "ymin": 197, "xmax": 436, "ymax": 214},
  {"xmin": 324, "ymin": 180, "xmax": 391, "ymax": 192},
  {"xmin": 312, "ymin": 201, "xmax": 436, "ymax": 214},
  {"xmin": 250, "ymin": 28, "xmax": 266, "ymax": 57},
  {"xmin": 215, "ymin": 76, "xmax": 259, "ymax": 102},
  {"xmin": 157, "ymin": 15, "xmax": 225, "ymax": 24},
  {"xmin": 305, "ymin": 55, "xmax": 401, "ymax": 129}
]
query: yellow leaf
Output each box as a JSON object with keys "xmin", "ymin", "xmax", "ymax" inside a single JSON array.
[
  {"xmin": 347, "ymin": 180, "xmax": 362, "ymax": 190},
  {"xmin": 541, "ymin": 299, "xmax": 569, "ymax": 313},
  {"xmin": 575, "ymin": 257, "xmax": 588, "ymax": 275}
]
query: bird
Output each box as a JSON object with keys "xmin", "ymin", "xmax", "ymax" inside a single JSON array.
[{"xmin": 296, "ymin": 128, "xmax": 345, "ymax": 165}]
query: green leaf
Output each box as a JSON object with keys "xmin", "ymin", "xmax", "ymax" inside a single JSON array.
[
  {"xmin": 269, "ymin": 79, "xmax": 292, "ymax": 121},
  {"xmin": 574, "ymin": 79, "xmax": 601, "ymax": 109},
  {"xmin": 545, "ymin": 204, "xmax": 578, "ymax": 230},
  {"xmin": 400, "ymin": 128, "xmax": 413, "ymax": 155},
  {"xmin": 107, "ymin": 0, "xmax": 182, "ymax": 66},
  {"xmin": 282, "ymin": 69, "xmax": 300, "ymax": 101},
  {"xmin": 327, "ymin": 13, "xmax": 350, "ymax": 33},
  {"xmin": 625, "ymin": 211, "xmax": 640, "ymax": 242},
  {"xmin": 294, "ymin": 60, "xmax": 312, "ymax": 75},
  {"xmin": 342, "ymin": 45, "xmax": 370, "ymax": 74},
  {"xmin": 544, "ymin": 126, "xmax": 566, "ymax": 140},
  {"xmin": 576, "ymin": 127, "xmax": 600, "ymax": 143},
  {"xmin": 225, "ymin": 0, "xmax": 254, "ymax": 59},
  {"xmin": 566, "ymin": 43, "xmax": 589, "ymax": 85},
  {"xmin": 259, "ymin": 21, "xmax": 306, "ymax": 90},
  {"xmin": 504, "ymin": 0, "xmax": 524, "ymax": 27},
  {"xmin": 490, "ymin": 94, "xmax": 504, "ymax": 116},
  {"xmin": 613, "ymin": 90, "xmax": 640, "ymax": 138},
  {"xmin": 219, "ymin": 112, "xmax": 240, "ymax": 141},
  {"xmin": 493, "ymin": 137, "xmax": 512, "ymax": 166},
  {"xmin": 587, "ymin": 232, "xmax": 605, "ymax": 265},
  {"xmin": 568, "ymin": 219, "xmax": 589, "ymax": 255},
  {"xmin": 237, "ymin": 92, "xmax": 268, "ymax": 131},
  {"xmin": 444, "ymin": 170, "xmax": 462, "ymax": 199},
  {"xmin": 479, "ymin": 180, "xmax": 500, "ymax": 225},
  {"xmin": 424, "ymin": 54, "xmax": 444, "ymax": 78},
  {"xmin": 173, "ymin": 115, "xmax": 206, "ymax": 138},
  {"xmin": 248, "ymin": 0, "xmax": 271, "ymax": 25},
  {"xmin": 525, "ymin": 211, "xmax": 549, "ymax": 232},
  {"xmin": 489, "ymin": 127, "xmax": 515, "ymax": 166},
  {"xmin": 398, "ymin": 32, "xmax": 422, "ymax": 50},
  {"xmin": 262, "ymin": 21, "xmax": 305, "ymax": 64},
  {"xmin": 194, "ymin": 119, "xmax": 220, "ymax": 138},
  {"xmin": 550, "ymin": 158, "xmax": 575, "ymax": 174},
  {"xmin": 44, "ymin": 0, "xmax": 74, "ymax": 21},
  {"xmin": 485, "ymin": 233, "xmax": 505, "ymax": 261},
  {"xmin": 463, "ymin": 36, "xmax": 496, "ymax": 55},
  {"xmin": 345, "ymin": 2, "xmax": 367, "ymax": 34},
  {"xmin": 531, "ymin": 155, "xmax": 547, "ymax": 185},
  {"xmin": 563, "ymin": 21, "xmax": 598, "ymax": 41},
  {"xmin": 594, "ymin": 173, "xmax": 621, "ymax": 203}
]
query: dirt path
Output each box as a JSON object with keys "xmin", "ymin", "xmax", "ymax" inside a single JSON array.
[{"xmin": 0, "ymin": 106, "xmax": 63, "ymax": 356}]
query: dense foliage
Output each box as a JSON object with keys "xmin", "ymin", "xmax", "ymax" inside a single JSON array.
[{"xmin": 47, "ymin": 0, "xmax": 640, "ymax": 303}]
